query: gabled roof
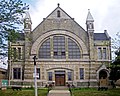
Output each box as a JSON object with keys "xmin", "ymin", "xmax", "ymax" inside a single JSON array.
[
  {"xmin": 94, "ymin": 33, "xmax": 110, "ymax": 40},
  {"xmin": 46, "ymin": 4, "xmax": 72, "ymax": 19},
  {"xmin": 33, "ymin": 4, "xmax": 86, "ymax": 32}
]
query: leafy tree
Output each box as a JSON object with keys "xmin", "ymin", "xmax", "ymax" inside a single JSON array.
[
  {"xmin": 109, "ymin": 49, "xmax": 120, "ymax": 81},
  {"xmin": 112, "ymin": 32, "xmax": 120, "ymax": 49},
  {"xmin": 110, "ymin": 32, "xmax": 120, "ymax": 81},
  {"xmin": 0, "ymin": 0, "xmax": 29, "ymax": 56}
]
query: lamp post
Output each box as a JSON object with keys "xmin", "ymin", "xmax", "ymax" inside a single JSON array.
[{"xmin": 33, "ymin": 56, "xmax": 38, "ymax": 96}]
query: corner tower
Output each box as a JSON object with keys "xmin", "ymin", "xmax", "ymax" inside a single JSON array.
[
  {"xmin": 24, "ymin": 11, "xmax": 32, "ymax": 59},
  {"xmin": 86, "ymin": 9, "xmax": 94, "ymax": 32},
  {"xmin": 86, "ymin": 9, "xmax": 94, "ymax": 60},
  {"xmin": 24, "ymin": 11, "xmax": 32, "ymax": 31}
]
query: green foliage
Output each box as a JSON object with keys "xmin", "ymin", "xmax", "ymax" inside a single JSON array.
[
  {"xmin": 0, "ymin": 88, "xmax": 48, "ymax": 96},
  {"xmin": 109, "ymin": 32, "xmax": 120, "ymax": 81},
  {"xmin": 72, "ymin": 88, "xmax": 120, "ymax": 96},
  {"xmin": 112, "ymin": 49, "xmax": 120, "ymax": 66},
  {"xmin": 0, "ymin": 0, "xmax": 29, "ymax": 56},
  {"xmin": 110, "ymin": 49, "xmax": 120, "ymax": 81}
]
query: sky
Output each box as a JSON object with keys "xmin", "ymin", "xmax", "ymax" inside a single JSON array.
[{"xmin": 23, "ymin": 0, "xmax": 120, "ymax": 38}]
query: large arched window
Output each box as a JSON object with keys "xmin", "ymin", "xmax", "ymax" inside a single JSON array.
[
  {"xmin": 39, "ymin": 38, "xmax": 51, "ymax": 59},
  {"xmin": 38, "ymin": 36, "xmax": 81, "ymax": 59}
]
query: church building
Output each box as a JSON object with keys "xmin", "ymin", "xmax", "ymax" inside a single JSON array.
[{"xmin": 8, "ymin": 4, "xmax": 111, "ymax": 87}]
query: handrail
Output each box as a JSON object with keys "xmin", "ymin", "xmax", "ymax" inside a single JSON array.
[
  {"xmin": 46, "ymin": 84, "xmax": 53, "ymax": 96},
  {"xmin": 67, "ymin": 84, "xmax": 74, "ymax": 96}
]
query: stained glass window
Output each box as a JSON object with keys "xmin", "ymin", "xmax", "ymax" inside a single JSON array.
[{"xmin": 38, "ymin": 36, "xmax": 81, "ymax": 59}]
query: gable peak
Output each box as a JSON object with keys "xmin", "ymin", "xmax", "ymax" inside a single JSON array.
[{"xmin": 57, "ymin": 3, "xmax": 60, "ymax": 7}]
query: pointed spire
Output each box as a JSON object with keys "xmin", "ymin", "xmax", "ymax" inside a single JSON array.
[
  {"xmin": 25, "ymin": 11, "xmax": 31, "ymax": 20},
  {"xmin": 86, "ymin": 9, "xmax": 94, "ymax": 22},
  {"xmin": 24, "ymin": 11, "xmax": 32, "ymax": 31}
]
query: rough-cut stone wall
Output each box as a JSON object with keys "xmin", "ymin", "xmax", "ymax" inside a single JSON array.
[
  {"xmin": 32, "ymin": 18, "xmax": 89, "ymax": 48},
  {"xmin": 9, "ymin": 6, "xmax": 111, "ymax": 87}
]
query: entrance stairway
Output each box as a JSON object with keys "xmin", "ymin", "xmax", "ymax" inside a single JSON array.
[
  {"xmin": 52, "ymin": 86, "xmax": 69, "ymax": 90},
  {"xmin": 47, "ymin": 86, "xmax": 71, "ymax": 96}
]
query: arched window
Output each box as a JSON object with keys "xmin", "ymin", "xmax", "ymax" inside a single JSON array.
[
  {"xmin": 89, "ymin": 23, "xmax": 94, "ymax": 29},
  {"xmin": 38, "ymin": 36, "xmax": 81, "ymax": 59},
  {"xmin": 39, "ymin": 38, "xmax": 51, "ymax": 59},
  {"xmin": 57, "ymin": 10, "xmax": 60, "ymax": 17},
  {"xmin": 68, "ymin": 38, "xmax": 81, "ymax": 59}
]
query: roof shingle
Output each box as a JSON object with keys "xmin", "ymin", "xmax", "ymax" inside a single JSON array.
[{"xmin": 94, "ymin": 33, "xmax": 110, "ymax": 40}]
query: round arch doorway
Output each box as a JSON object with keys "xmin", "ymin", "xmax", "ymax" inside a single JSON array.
[
  {"xmin": 99, "ymin": 70, "xmax": 108, "ymax": 79},
  {"xmin": 98, "ymin": 69, "xmax": 109, "ymax": 89}
]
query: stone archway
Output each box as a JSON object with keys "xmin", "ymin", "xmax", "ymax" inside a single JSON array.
[
  {"xmin": 46, "ymin": 67, "xmax": 74, "ymax": 86},
  {"xmin": 96, "ymin": 64, "xmax": 109, "ymax": 81},
  {"xmin": 99, "ymin": 70, "xmax": 108, "ymax": 79},
  {"xmin": 31, "ymin": 30, "xmax": 88, "ymax": 55}
]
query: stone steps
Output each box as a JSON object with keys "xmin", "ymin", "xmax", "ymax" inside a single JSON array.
[
  {"xmin": 47, "ymin": 90, "xmax": 71, "ymax": 96},
  {"xmin": 52, "ymin": 86, "xmax": 69, "ymax": 90}
]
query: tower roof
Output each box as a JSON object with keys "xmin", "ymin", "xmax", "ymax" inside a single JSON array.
[
  {"xmin": 25, "ymin": 11, "xmax": 31, "ymax": 20},
  {"xmin": 86, "ymin": 9, "xmax": 94, "ymax": 21}
]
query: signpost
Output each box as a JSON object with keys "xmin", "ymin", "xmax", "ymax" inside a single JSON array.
[
  {"xmin": 1, "ymin": 80, "xmax": 8, "ymax": 90},
  {"xmin": 33, "ymin": 56, "xmax": 38, "ymax": 96}
]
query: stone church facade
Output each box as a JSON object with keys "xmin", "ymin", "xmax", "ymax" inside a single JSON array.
[{"xmin": 8, "ymin": 4, "xmax": 111, "ymax": 87}]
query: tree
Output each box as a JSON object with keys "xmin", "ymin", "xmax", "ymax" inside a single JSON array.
[
  {"xmin": 109, "ymin": 32, "xmax": 120, "ymax": 81},
  {"xmin": 111, "ymin": 32, "xmax": 120, "ymax": 50},
  {"xmin": 0, "ymin": 0, "xmax": 29, "ymax": 56},
  {"xmin": 109, "ymin": 49, "xmax": 120, "ymax": 81}
]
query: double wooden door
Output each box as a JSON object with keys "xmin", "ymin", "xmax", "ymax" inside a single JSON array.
[{"xmin": 55, "ymin": 74, "xmax": 65, "ymax": 86}]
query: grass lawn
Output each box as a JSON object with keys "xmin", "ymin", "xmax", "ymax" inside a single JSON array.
[
  {"xmin": 1, "ymin": 88, "xmax": 120, "ymax": 96},
  {"xmin": 0, "ymin": 88, "xmax": 48, "ymax": 96},
  {"xmin": 71, "ymin": 88, "xmax": 120, "ymax": 96}
]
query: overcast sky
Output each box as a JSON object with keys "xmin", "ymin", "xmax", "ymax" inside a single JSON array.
[{"xmin": 23, "ymin": 0, "xmax": 120, "ymax": 38}]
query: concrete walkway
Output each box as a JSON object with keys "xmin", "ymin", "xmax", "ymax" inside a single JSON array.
[{"xmin": 47, "ymin": 86, "xmax": 71, "ymax": 96}]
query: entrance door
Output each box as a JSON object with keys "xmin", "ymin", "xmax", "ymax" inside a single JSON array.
[
  {"xmin": 99, "ymin": 70, "xmax": 108, "ymax": 87},
  {"xmin": 55, "ymin": 71, "xmax": 65, "ymax": 86},
  {"xmin": 99, "ymin": 70, "xmax": 107, "ymax": 79},
  {"xmin": 55, "ymin": 74, "xmax": 65, "ymax": 86}
]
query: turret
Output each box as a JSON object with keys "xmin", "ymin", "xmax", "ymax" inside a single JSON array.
[
  {"xmin": 86, "ymin": 9, "xmax": 94, "ymax": 32},
  {"xmin": 86, "ymin": 9, "xmax": 94, "ymax": 60},
  {"xmin": 24, "ymin": 11, "xmax": 32, "ymax": 59},
  {"xmin": 24, "ymin": 11, "xmax": 32, "ymax": 32}
]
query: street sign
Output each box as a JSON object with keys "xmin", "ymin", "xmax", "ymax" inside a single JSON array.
[
  {"xmin": 2, "ymin": 80, "xmax": 8, "ymax": 86},
  {"xmin": 33, "ymin": 73, "xmax": 39, "ymax": 78}
]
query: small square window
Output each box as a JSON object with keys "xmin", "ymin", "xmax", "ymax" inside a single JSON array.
[
  {"xmin": 61, "ymin": 52, "xmax": 65, "ymax": 56},
  {"xmin": 54, "ymin": 52, "xmax": 58, "ymax": 56}
]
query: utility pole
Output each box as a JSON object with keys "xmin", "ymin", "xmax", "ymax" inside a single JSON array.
[{"xmin": 33, "ymin": 56, "xmax": 38, "ymax": 96}]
